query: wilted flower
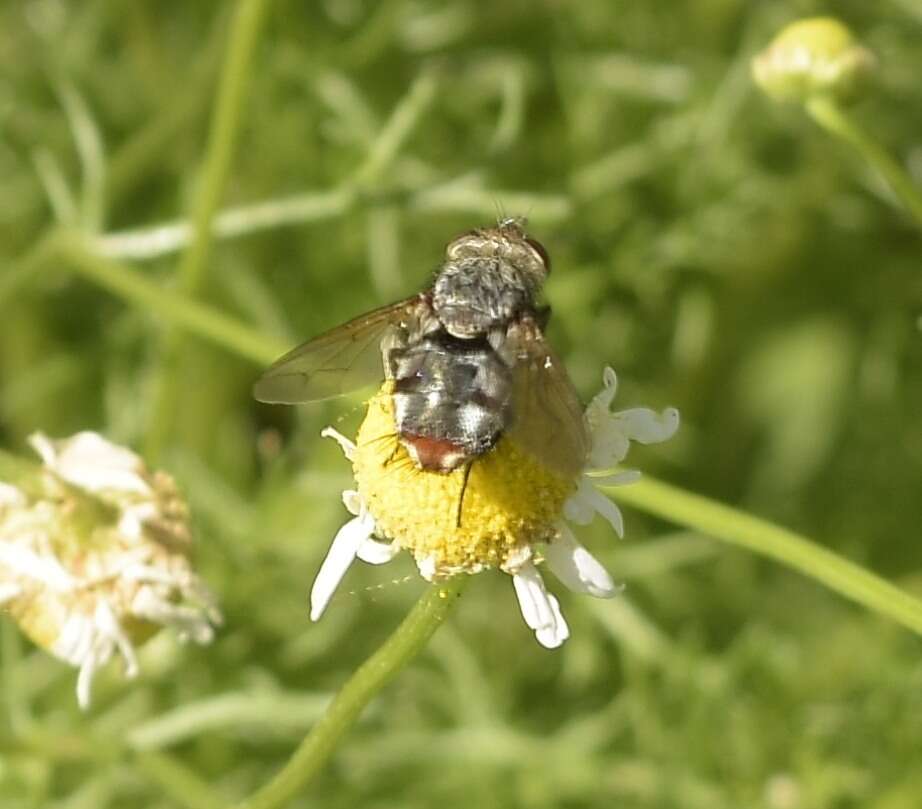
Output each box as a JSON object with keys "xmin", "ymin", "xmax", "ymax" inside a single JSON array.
[
  {"xmin": 312, "ymin": 368, "xmax": 678, "ymax": 648},
  {"xmin": 0, "ymin": 432, "xmax": 220, "ymax": 708},
  {"xmin": 752, "ymin": 17, "xmax": 875, "ymax": 104}
]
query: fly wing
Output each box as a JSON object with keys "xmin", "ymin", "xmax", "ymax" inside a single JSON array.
[
  {"xmin": 253, "ymin": 295, "xmax": 428, "ymax": 403},
  {"xmin": 504, "ymin": 316, "xmax": 589, "ymax": 480}
]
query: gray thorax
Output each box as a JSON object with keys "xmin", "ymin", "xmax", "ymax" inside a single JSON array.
[{"xmin": 432, "ymin": 256, "xmax": 537, "ymax": 340}]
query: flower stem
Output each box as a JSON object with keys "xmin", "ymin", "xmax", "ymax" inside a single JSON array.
[
  {"xmin": 174, "ymin": 0, "xmax": 269, "ymax": 298},
  {"xmin": 93, "ymin": 183, "xmax": 571, "ymax": 262},
  {"xmin": 612, "ymin": 474, "xmax": 922, "ymax": 636},
  {"xmin": 236, "ymin": 578, "xmax": 467, "ymax": 809},
  {"xmin": 805, "ymin": 94, "xmax": 922, "ymax": 231},
  {"xmin": 145, "ymin": 0, "xmax": 269, "ymax": 463},
  {"xmin": 97, "ymin": 69, "xmax": 438, "ymax": 264}
]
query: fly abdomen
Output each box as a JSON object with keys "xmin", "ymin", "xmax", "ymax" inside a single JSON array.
[{"xmin": 389, "ymin": 333, "xmax": 512, "ymax": 472}]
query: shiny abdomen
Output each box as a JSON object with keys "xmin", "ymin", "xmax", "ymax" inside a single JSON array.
[{"xmin": 389, "ymin": 333, "xmax": 512, "ymax": 472}]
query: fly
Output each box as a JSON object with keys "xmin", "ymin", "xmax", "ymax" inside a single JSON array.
[{"xmin": 253, "ymin": 218, "xmax": 588, "ymax": 480}]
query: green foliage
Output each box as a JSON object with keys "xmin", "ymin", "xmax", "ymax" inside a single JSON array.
[{"xmin": 2, "ymin": 1, "xmax": 922, "ymax": 807}]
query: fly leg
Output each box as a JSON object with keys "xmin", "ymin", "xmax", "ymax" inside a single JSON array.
[{"xmin": 454, "ymin": 461, "xmax": 473, "ymax": 528}]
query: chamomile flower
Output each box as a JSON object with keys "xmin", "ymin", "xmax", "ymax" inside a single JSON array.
[
  {"xmin": 311, "ymin": 368, "xmax": 678, "ymax": 648},
  {"xmin": 0, "ymin": 432, "xmax": 220, "ymax": 708}
]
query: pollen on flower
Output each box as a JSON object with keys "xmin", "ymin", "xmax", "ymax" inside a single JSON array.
[{"xmin": 352, "ymin": 384, "xmax": 575, "ymax": 578}]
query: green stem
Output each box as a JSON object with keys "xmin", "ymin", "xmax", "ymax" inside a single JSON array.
[
  {"xmin": 236, "ymin": 578, "xmax": 467, "ymax": 809},
  {"xmin": 146, "ymin": 0, "xmax": 269, "ymax": 463},
  {"xmin": 805, "ymin": 94, "xmax": 922, "ymax": 231},
  {"xmin": 174, "ymin": 0, "xmax": 268, "ymax": 296},
  {"xmin": 93, "ymin": 183, "xmax": 571, "ymax": 262},
  {"xmin": 612, "ymin": 475, "xmax": 922, "ymax": 636},
  {"xmin": 56, "ymin": 233, "xmax": 285, "ymax": 366},
  {"xmin": 348, "ymin": 71, "xmax": 438, "ymax": 189},
  {"xmin": 95, "ymin": 188, "xmax": 356, "ymax": 260},
  {"xmin": 97, "ymin": 69, "xmax": 438, "ymax": 264}
]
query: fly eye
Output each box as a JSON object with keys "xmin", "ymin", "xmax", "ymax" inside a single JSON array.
[{"xmin": 525, "ymin": 237, "xmax": 551, "ymax": 274}]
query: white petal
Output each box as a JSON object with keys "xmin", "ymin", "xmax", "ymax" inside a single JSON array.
[
  {"xmin": 585, "ymin": 366, "xmax": 619, "ymax": 419},
  {"xmin": 511, "ymin": 561, "xmax": 570, "ymax": 648},
  {"xmin": 545, "ymin": 524, "xmax": 617, "ymax": 598},
  {"xmin": 76, "ymin": 650, "xmax": 104, "ymax": 710},
  {"xmin": 564, "ymin": 479, "xmax": 625, "ymax": 537},
  {"xmin": 30, "ymin": 432, "xmax": 151, "ymax": 497},
  {"xmin": 587, "ymin": 423, "xmax": 631, "ymax": 469},
  {"xmin": 0, "ymin": 541, "xmax": 75, "ymax": 590},
  {"xmin": 534, "ymin": 594, "xmax": 570, "ymax": 649},
  {"xmin": 321, "ymin": 426, "xmax": 356, "ymax": 461},
  {"xmin": 61, "ymin": 600, "xmax": 138, "ymax": 710},
  {"xmin": 130, "ymin": 586, "xmax": 217, "ymax": 644},
  {"xmin": 586, "ymin": 483, "xmax": 624, "ymax": 537},
  {"xmin": 582, "ymin": 366, "xmax": 679, "ymax": 469},
  {"xmin": 415, "ymin": 554, "xmax": 438, "ymax": 581},
  {"xmin": 501, "ymin": 544, "xmax": 533, "ymax": 574},
  {"xmin": 309, "ymin": 514, "xmax": 374, "ymax": 622},
  {"xmin": 356, "ymin": 537, "xmax": 400, "ymax": 565},
  {"xmin": 341, "ymin": 490, "xmax": 362, "ymax": 516},
  {"xmin": 52, "ymin": 613, "xmax": 96, "ymax": 667},
  {"xmin": 563, "ymin": 480, "xmax": 595, "ymax": 526},
  {"xmin": 0, "ymin": 483, "xmax": 26, "ymax": 507},
  {"xmin": 612, "ymin": 407, "xmax": 680, "ymax": 445},
  {"xmin": 95, "ymin": 599, "xmax": 139, "ymax": 678},
  {"xmin": 584, "ymin": 368, "xmax": 628, "ymax": 468},
  {"xmin": 512, "ymin": 562, "xmax": 553, "ymax": 630},
  {"xmin": 0, "ymin": 582, "xmax": 22, "ymax": 604},
  {"xmin": 27, "ymin": 432, "xmax": 58, "ymax": 468},
  {"xmin": 118, "ymin": 503, "xmax": 157, "ymax": 541}
]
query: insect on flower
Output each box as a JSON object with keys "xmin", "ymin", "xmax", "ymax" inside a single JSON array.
[
  {"xmin": 255, "ymin": 219, "xmax": 678, "ymax": 647},
  {"xmin": 255, "ymin": 218, "xmax": 585, "ymax": 483}
]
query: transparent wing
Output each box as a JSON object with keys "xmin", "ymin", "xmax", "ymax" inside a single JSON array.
[
  {"xmin": 505, "ymin": 317, "xmax": 589, "ymax": 480},
  {"xmin": 253, "ymin": 295, "xmax": 426, "ymax": 404}
]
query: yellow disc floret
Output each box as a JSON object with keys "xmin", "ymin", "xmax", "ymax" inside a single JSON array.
[{"xmin": 353, "ymin": 384, "xmax": 576, "ymax": 578}]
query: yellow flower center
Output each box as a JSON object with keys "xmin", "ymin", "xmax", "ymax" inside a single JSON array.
[{"xmin": 353, "ymin": 385, "xmax": 576, "ymax": 577}]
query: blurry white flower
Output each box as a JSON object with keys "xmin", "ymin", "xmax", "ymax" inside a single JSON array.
[
  {"xmin": 0, "ymin": 432, "xmax": 220, "ymax": 709},
  {"xmin": 310, "ymin": 368, "xmax": 678, "ymax": 649}
]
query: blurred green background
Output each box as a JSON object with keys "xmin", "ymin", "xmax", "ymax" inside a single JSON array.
[{"xmin": 2, "ymin": 1, "xmax": 922, "ymax": 807}]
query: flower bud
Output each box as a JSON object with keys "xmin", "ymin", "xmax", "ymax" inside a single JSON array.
[
  {"xmin": 752, "ymin": 17, "xmax": 875, "ymax": 104},
  {"xmin": 0, "ymin": 432, "xmax": 220, "ymax": 709}
]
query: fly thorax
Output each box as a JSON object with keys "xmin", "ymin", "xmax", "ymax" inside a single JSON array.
[{"xmin": 432, "ymin": 257, "xmax": 535, "ymax": 339}]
